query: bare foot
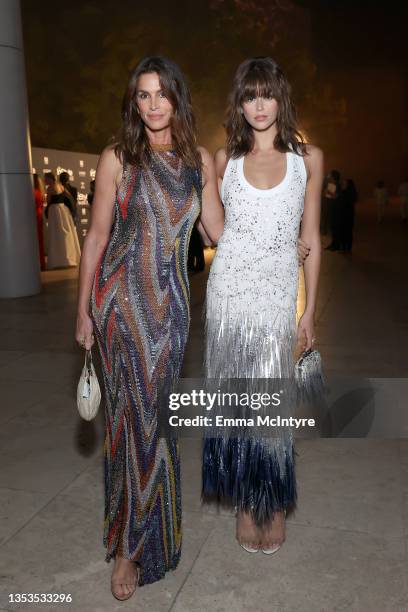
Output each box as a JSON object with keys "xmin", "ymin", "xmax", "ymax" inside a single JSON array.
[
  {"xmin": 260, "ymin": 511, "xmax": 286, "ymax": 550},
  {"xmin": 111, "ymin": 555, "xmax": 139, "ymax": 601},
  {"xmin": 236, "ymin": 510, "xmax": 261, "ymax": 550}
]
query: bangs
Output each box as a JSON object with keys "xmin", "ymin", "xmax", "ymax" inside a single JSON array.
[
  {"xmin": 226, "ymin": 57, "xmax": 306, "ymax": 159},
  {"xmin": 239, "ymin": 65, "xmax": 280, "ymax": 101}
]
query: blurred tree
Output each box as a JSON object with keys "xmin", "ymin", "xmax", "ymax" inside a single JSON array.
[{"xmin": 22, "ymin": 0, "xmax": 346, "ymax": 154}]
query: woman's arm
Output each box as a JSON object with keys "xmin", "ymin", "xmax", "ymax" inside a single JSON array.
[
  {"xmin": 75, "ymin": 147, "xmax": 122, "ymax": 348},
  {"xmin": 196, "ymin": 146, "xmax": 225, "ymax": 245},
  {"xmin": 214, "ymin": 147, "xmax": 228, "ymax": 198},
  {"xmin": 196, "ymin": 219, "xmax": 213, "ymax": 247},
  {"xmin": 298, "ymin": 144, "xmax": 324, "ymax": 350}
]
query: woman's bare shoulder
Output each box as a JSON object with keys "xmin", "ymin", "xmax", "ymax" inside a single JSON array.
[
  {"xmin": 304, "ymin": 143, "xmax": 323, "ymax": 160},
  {"xmin": 98, "ymin": 145, "xmax": 122, "ymax": 167},
  {"xmin": 214, "ymin": 147, "xmax": 228, "ymax": 177},
  {"xmin": 197, "ymin": 146, "xmax": 217, "ymax": 187},
  {"xmin": 303, "ymin": 143, "xmax": 324, "ymax": 175},
  {"xmin": 197, "ymin": 145, "xmax": 213, "ymax": 166},
  {"xmin": 214, "ymin": 147, "xmax": 227, "ymax": 165},
  {"xmin": 97, "ymin": 145, "xmax": 123, "ymax": 185}
]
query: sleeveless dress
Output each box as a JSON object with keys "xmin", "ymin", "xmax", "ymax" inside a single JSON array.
[
  {"xmin": 46, "ymin": 193, "xmax": 80, "ymax": 269},
  {"xmin": 203, "ymin": 147, "xmax": 307, "ymax": 524},
  {"xmin": 90, "ymin": 146, "xmax": 201, "ymax": 585}
]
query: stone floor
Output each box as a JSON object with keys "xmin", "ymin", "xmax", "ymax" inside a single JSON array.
[{"xmin": 0, "ymin": 200, "xmax": 407, "ymax": 611}]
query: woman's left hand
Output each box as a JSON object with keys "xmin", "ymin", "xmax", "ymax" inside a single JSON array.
[{"xmin": 296, "ymin": 311, "xmax": 315, "ymax": 353}]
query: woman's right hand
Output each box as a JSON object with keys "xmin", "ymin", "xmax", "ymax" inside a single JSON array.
[{"xmin": 75, "ymin": 312, "xmax": 95, "ymax": 350}]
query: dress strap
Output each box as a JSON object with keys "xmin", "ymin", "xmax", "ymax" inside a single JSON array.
[
  {"xmin": 220, "ymin": 157, "xmax": 235, "ymax": 202},
  {"xmin": 291, "ymin": 147, "xmax": 308, "ymax": 184}
]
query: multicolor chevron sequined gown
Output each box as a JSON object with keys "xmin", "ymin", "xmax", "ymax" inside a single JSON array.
[{"xmin": 90, "ymin": 145, "xmax": 201, "ymax": 586}]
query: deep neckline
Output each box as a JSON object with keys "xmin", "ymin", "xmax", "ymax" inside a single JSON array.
[{"xmin": 239, "ymin": 151, "xmax": 291, "ymax": 195}]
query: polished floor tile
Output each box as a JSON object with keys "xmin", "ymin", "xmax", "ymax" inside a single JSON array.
[{"xmin": 0, "ymin": 201, "xmax": 407, "ymax": 611}]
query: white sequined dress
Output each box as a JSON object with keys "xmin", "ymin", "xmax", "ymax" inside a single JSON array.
[{"xmin": 202, "ymin": 147, "xmax": 307, "ymax": 523}]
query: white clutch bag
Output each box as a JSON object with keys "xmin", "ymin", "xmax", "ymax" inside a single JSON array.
[{"xmin": 77, "ymin": 349, "xmax": 101, "ymax": 421}]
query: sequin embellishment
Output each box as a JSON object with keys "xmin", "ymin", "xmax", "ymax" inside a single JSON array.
[
  {"xmin": 203, "ymin": 148, "xmax": 307, "ymax": 525},
  {"xmin": 90, "ymin": 149, "xmax": 201, "ymax": 585}
]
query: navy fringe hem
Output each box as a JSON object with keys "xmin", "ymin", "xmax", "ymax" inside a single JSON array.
[{"xmin": 202, "ymin": 437, "xmax": 297, "ymax": 526}]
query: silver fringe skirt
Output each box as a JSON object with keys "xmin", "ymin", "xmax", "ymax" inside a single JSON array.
[{"xmin": 202, "ymin": 293, "xmax": 298, "ymax": 526}]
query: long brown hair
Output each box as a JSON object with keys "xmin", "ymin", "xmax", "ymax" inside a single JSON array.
[
  {"xmin": 114, "ymin": 56, "xmax": 201, "ymax": 169},
  {"xmin": 225, "ymin": 57, "xmax": 307, "ymax": 158}
]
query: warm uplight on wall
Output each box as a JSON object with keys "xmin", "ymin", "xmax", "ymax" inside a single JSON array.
[
  {"xmin": 43, "ymin": 156, "xmax": 48, "ymax": 164},
  {"xmin": 79, "ymin": 160, "xmax": 84, "ymax": 168}
]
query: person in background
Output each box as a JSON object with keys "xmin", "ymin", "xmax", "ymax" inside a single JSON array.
[
  {"xmin": 44, "ymin": 172, "xmax": 81, "ymax": 269},
  {"xmin": 324, "ymin": 169, "xmax": 341, "ymax": 250},
  {"xmin": 339, "ymin": 177, "xmax": 358, "ymax": 252},
  {"xmin": 87, "ymin": 179, "xmax": 95, "ymax": 206},
  {"xmin": 187, "ymin": 222, "xmax": 205, "ymax": 272},
  {"xmin": 373, "ymin": 179, "xmax": 388, "ymax": 223},
  {"xmin": 320, "ymin": 172, "xmax": 331, "ymax": 235},
  {"xmin": 397, "ymin": 178, "xmax": 408, "ymax": 223},
  {"xmin": 59, "ymin": 171, "xmax": 78, "ymax": 220},
  {"xmin": 33, "ymin": 173, "xmax": 46, "ymax": 270}
]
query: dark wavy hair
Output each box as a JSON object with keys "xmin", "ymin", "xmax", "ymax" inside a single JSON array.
[
  {"xmin": 114, "ymin": 56, "xmax": 201, "ymax": 169},
  {"xmin": 225, "ymin": 57, "xmax": 307, "ymax": 159}
]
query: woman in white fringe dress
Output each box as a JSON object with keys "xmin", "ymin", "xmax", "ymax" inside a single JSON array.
[
  {"xmin": 202, "ymin": 57, "xmax": 323, "ymax": 554},
  {"xmin": 44, "ymin": 172, "xmax": 81, "ymax": 269}
]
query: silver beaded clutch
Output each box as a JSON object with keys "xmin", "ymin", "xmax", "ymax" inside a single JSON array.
[{"xmin": 294, "ymin": 348, "xmax": 326, "ymax": 405}]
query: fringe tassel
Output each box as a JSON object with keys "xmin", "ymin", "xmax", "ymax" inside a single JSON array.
[
  {"xmin": 204, "ymin": 293, "xmax": 297, "ymax": 380},
  {"xmin": 202, "ymin": 436, "xmax": 296, "ymax": 526},
  {"xmin": 202, "ymin": 293, "xmax": 299, "ymax": 522}
]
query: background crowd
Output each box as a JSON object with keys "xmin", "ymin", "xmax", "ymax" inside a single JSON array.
[
  {"xmin": 32, "ymin": 173, "xmax": 94, "ymax": 270},
  {"xmin": 321, "ymin": 171, "xmax": 408, "ymax": 254},
  {"xmin": 32, "ymin": 169, "xmax": 408, "ymax": 271}
]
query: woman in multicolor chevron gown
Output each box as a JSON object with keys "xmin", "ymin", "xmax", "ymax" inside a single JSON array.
[{"xmin": 75, "ymin": 56, "xmax": 224, "ymax": 601}]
